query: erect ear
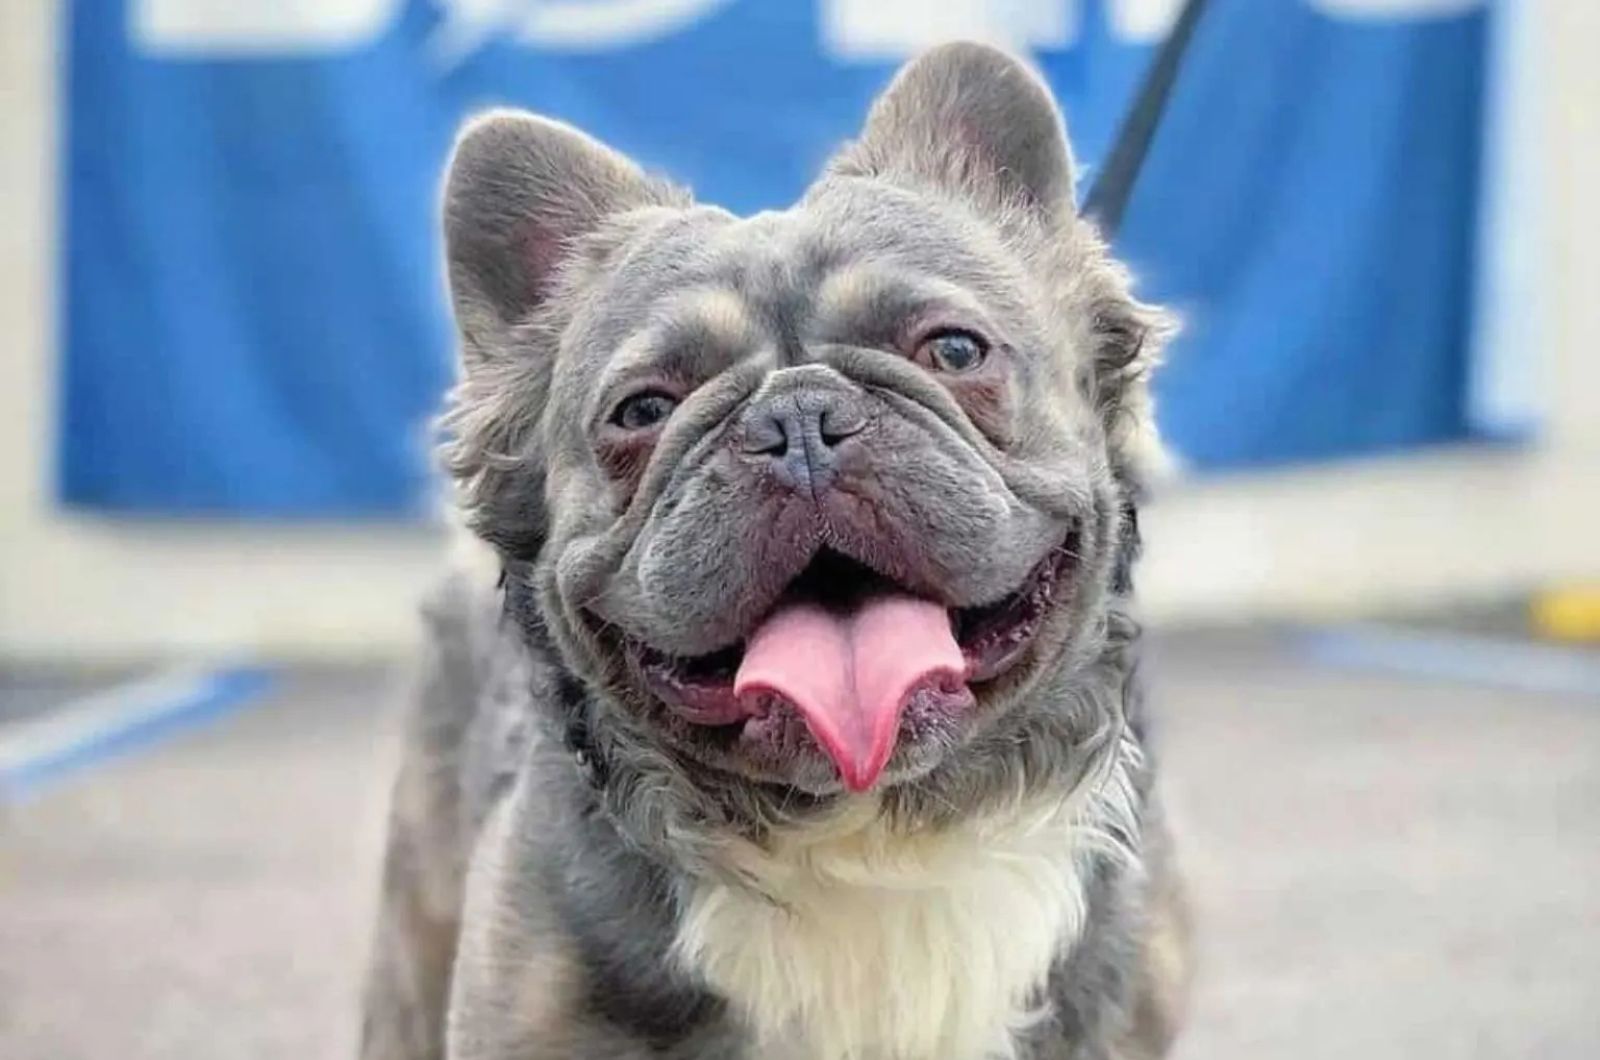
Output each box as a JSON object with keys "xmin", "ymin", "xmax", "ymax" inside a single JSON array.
[
  {"xmin": 831, "ymin": 42, "xmax": 1076, "ymax": 218},
  {"xmin": 443, "ymin": 110, "xmax": 682, "ymax": 354},
  {"xmin": 440, "ymin": 113, "xmax": 682, "ymax": 559}
]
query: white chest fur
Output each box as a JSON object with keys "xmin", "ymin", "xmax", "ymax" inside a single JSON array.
[{"xmin": 673, "ymin": 796, "xmax": 1099, "ymax": 1060}]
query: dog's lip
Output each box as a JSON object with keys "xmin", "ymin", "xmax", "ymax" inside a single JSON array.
[
  {"xmin": 954, "ymin": 530, "xmax": 1079, "ymax": 682},
  {"xmin": 607, "ymin": 528, "xmax": 1080, "ymax": 709}
]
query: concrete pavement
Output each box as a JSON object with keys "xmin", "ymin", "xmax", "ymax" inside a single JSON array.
[{"xmin": 3, "ymin": 634, "xmax": 1596, "ymax": 1059}]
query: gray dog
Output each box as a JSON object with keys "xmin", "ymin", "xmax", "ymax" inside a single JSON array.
[{"xmin": 361, "ymin": 42, "xmax": 1190, "ymax": 1060}]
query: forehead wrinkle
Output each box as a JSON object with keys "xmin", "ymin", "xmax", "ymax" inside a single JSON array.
[
  {"xmin": 710, "ymin": 211, "xmax": 848, "ymax": 336},
  {"xmin": 665, "ymin": 287, "xmax": 761, "ymax": 352},
  {"xmin": 724, "ymin": 259, "xmax": 808, "ymax": 362},
  {"xmin": 563, "ymin": 209, "xmax": 733, "ymax": 363},
  {"xmin": 814, "ymin": 264, "xmax": 882, "ymax": 325},
  {"xmin": 596, "ymin": 286, "xmax": 763, "ymax": 401},
  {"xmin": 816, "ymin": 264, "xmax": 994, "ymax": 331},
  {"xmin": 806, "ymin": 178, "xmax": 1042, "ymax": 317}
]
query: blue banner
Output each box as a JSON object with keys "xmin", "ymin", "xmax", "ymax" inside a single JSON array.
[{"xmin": 62, "ymin": 0, "xmax": 1492, "ymax": 515}]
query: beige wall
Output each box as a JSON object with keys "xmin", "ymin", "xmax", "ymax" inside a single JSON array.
[{"xmin": 2, "ymin": 2, "xmax": 1595, "ymax": 660}]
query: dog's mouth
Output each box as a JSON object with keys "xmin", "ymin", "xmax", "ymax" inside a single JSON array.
[{"xmin": 617, "ymin": 531, "xmax": 1078, "ymax": 792}]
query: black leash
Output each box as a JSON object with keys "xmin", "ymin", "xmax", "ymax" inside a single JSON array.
[{"xmin": 1082, "ymin": 0, "xmax": 1210, "ymax": 238}]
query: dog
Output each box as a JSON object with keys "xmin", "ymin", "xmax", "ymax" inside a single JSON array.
[{"xmin": 361, "ymin": 42, "xmax": 1190, "ymax": 1060}]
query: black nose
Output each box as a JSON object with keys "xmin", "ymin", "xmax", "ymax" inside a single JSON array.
[{"xmin": 740, "ymin": 384, "xmax": 868, "ymax": 494}]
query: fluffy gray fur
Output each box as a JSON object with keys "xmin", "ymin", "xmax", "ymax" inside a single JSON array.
[{"xmin": 362, "ymin": 42, "xmax": 1189, "ymax": 1060}]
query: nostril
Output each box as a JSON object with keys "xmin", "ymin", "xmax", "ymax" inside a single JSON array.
[
  {"xmin": 818, "ymin": 404, "xmax": 867, "ymax": 447},
  {"xmin": 738, "ymin": 387, "xmax": 864, "ymax": 467},
  {"xmin": 741, "ymin": 414, "xmax": 789, "ymax": 457}
]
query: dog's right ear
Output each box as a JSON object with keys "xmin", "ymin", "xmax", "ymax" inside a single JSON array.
[
  {"xmin": 440, "ymin": 113, "xmax": 681, "ymax": 558},
  {"xmin": 444, "ymin": 110, "xmax": 680, "ymax": 355}
]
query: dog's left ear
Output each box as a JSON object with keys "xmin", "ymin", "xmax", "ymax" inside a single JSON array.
[
  {"xmin": 835, "ymin": 44, "xmax": 1170, "ymax": 479},
  {"xmin": 831, "ymin": 42, "xmax": 1076, "ymax": 219}
]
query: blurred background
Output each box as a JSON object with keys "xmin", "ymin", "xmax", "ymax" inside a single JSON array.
[{"xmin": 2, "ymin": 2, "xmax": 1596, "ymax": 1058}]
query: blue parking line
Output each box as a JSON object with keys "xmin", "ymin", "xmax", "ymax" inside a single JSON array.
[
  {"xmin": 0, "ymin": 666, "xmax": 276, "ymax": 801},
  {"xmin": 1290, "ymin": 624, "xmax": 1600, "ymax": 698}
]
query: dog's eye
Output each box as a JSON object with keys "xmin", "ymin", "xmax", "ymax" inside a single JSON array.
[
  {"xmin": 916, "ymin": 329, "xmax": 988, "ymax": 373},
  {"xmin": 610, "ymin": 391, "xmax": 679, "ymax": 431}
]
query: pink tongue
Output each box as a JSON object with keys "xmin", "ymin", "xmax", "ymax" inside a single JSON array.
[{"xmin": 733, "ymin": 593, "xmax": 967, "ymax": 792}]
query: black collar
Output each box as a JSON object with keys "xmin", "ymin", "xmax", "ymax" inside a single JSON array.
[{"xmin": 500, "ymin": 560, "xmax": 609, "ymax": 789}]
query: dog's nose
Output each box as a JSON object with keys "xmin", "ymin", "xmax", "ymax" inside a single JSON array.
[{"xmin": 739, "ymin": 382, "xmax": 868, "ymax": 494}]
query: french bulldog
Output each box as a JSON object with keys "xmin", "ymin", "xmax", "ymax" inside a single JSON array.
[{"xmin": 362, "ymin": 41, "xmax": 1189, "ymax": 1060}]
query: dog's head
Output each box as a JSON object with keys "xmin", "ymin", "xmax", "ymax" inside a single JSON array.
[{"xmin": 442, "ymin": 44, "xmax": 1167, "ymax": 810}]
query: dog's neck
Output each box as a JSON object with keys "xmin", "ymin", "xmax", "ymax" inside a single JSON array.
[
  {"xmin": 500, "ymin": 558, "xmax": 612, "ymax": 788},
  {"xmin": 674, "ymin": 742, "xmax": 1143, "ymax": 1060}
]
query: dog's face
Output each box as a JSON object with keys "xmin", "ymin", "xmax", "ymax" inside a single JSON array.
[{"xmin": 443, "ymin": 44, "xmax": 1164, "ymax": 801}]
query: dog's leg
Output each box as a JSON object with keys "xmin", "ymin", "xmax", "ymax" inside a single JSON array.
[
  {"xmin": 360, "ymin": 816, "xmax": 462, "ymax": 1060},
  {"xmin": 361, "ymin": 577, "xmax": 492, "ymax": 1060},
  {"xmin": 1117, "ymin": 810, "xmax": 1193, "ymax": 1060},
  {"xmin": 443, "ymin": 786, "xmax": 642, "ymax": 1060},
  {"xmin": 360, "ymin": 710, "xmax": 473, "ymax": 1060},
  {"xmin": 444, "ymin": 771, "xmax": 743, "ymax": 1060}
]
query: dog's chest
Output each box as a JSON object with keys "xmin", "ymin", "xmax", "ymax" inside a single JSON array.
[{"xmin": 673, "ymin": 800, "xmax": 1089, "ymax": 1060}]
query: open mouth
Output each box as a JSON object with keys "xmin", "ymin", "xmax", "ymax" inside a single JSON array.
[{"xmin": 618, "ymin": 531, "xmax": 1079, "ymax": 792}]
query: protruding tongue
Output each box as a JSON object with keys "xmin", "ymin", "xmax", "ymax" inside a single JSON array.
[{"xmin": 733, "ymin": 592, "xmax": 967, "ymax": 792}]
